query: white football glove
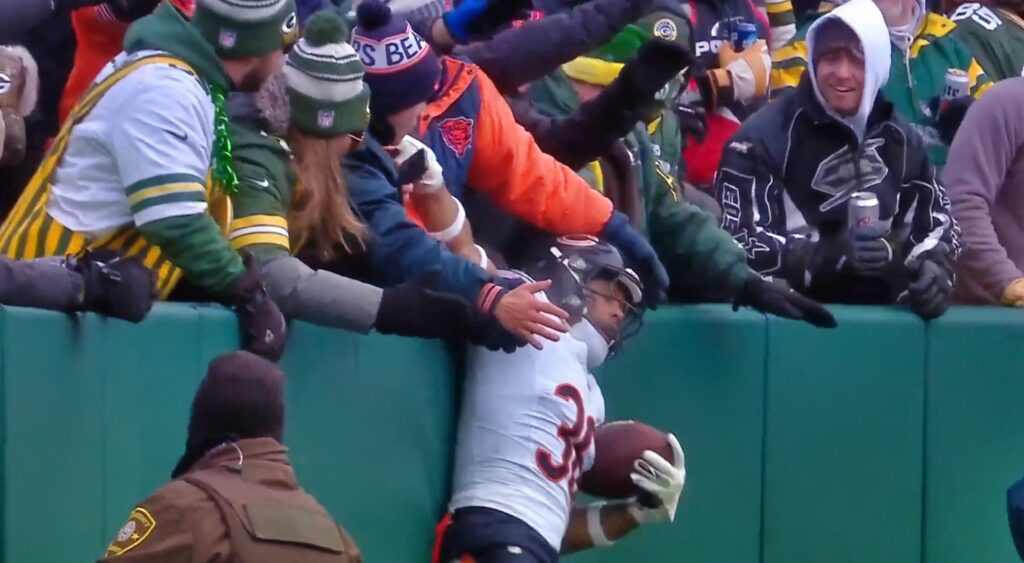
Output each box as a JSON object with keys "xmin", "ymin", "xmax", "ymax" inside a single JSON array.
[
  {"xmin": 628, "ymin": 433, "xmax": 686, "ymax": 524},
  {"xmin": 394, "ymin": 135, "xmax": 445, "ymax": 194}
]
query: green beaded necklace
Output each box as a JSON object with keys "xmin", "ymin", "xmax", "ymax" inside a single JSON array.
[{"xmin": 210, "ymin": 85, "xmax": 239, "ymax": 195}]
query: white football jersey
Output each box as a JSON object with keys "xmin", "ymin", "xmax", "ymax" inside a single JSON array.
[{"xmin": 448, "ymin": 321, "xmax": 606, "ymax": 550}]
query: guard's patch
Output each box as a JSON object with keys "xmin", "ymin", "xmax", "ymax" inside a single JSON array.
[
  {"xmin": 439, "ymin": 117, "xmax": 474, "ymax": 158},
  {"xmin": 653, "ymin": 18, "xmax": 678, "ymax": 40},
  {"xmin": 105, "ymin": 507, "xmax": 156, "ymax": 556}
]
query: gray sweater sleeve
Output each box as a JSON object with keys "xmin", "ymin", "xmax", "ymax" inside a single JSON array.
[
  {"xmin": 260, "ymin": 255, "xmax": 382, "ymax": 334},
  {"xmin": 945, "ymin": 80, "xmax": 1024, "ymax": 302}
]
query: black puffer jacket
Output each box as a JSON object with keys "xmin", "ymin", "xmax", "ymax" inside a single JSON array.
[{"xmin": 715, "ymin": 76, "xmax": 960, "ymax": 303}]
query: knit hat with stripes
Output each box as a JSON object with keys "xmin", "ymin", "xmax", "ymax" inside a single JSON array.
[
  {"xmin": 351, "ymin": 0, "xmax": 441, "ymax": 116},
  {"xmin": 192, "ymin": 0, "xmax": 299, "ymax": 58},
  {"xmin": 284, "ymin": 11, "xmax": 371, "ymax": 137}
]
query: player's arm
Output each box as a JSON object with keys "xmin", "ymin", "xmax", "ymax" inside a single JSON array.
[
  {"xmin": 562, "ymin": 434, "xmax": 686, "ymax": 555},
  {"xmin": 561, "ymin": 501, "xmax": 639, "ymax": 554}
]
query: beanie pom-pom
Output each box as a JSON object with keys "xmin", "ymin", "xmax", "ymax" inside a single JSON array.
[
  {"xmin": 356, "ymin": 0, "xmax": 392, "ymax": 31},
  {"xmin": 304, "ymin": 11, "xmax": 349, "ymax": 46}
]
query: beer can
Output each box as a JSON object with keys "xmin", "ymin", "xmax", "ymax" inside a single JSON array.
[
  {"xmin": 942, "ymin": 68, "xmax": 969, "ymax": 100},
  {"xmin": 848, "ymin": 192, "xmax": 880, "ymax": 230},
  {"xmin": 731, "ymin": 22, "xmax": 758, "ymax": 50}
]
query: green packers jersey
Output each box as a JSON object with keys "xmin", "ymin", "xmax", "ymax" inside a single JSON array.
[{"xmin": 949, "ymin": 3, "xmax": 1024, "ymax": 81}]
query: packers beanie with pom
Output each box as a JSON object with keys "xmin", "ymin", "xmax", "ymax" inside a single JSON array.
[
  {"xmin": 192, "ymin": 0, "xmax": 300, "ymax": 58},
  {"xmin": 285, "ymin": 11, "xmax": 371, "ymax": 136},
  {"xmin": 351, "ymin": 0, "xmax": 440, "ymax": 116}
]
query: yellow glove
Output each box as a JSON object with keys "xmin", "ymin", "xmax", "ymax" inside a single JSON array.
[
  {"xmin": 706, "ymin": 39, "xmax": 771, "ymax": 108},
  {"xmin": 1001, "ymin": 278, "xmax": 1024, "ymax": 307}
]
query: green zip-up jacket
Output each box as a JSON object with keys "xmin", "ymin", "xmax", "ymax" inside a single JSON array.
[
  {"xmin": 529, "ymin": 71, "xmax": 751, "ymax": 298},
  {"xmin": 771, "ymin": 5, "xmax": 992, "ymax": 169}
]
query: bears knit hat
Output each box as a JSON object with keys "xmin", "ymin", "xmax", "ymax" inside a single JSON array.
[
  {"xmin": 192, "ymin": 0, "xmax": 300, "ymax": 58},
  {"xmin": 285, "ymin": 12, "xmax": 371, "ymax": 136},
  {"xmin": 351, "ymin": 0, "xmax": 441, "ymax": 116}
]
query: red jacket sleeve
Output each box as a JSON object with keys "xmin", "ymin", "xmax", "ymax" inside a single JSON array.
[{"xmin": 466, "ymin": 69, "xmax": 613, "ymax": 235}]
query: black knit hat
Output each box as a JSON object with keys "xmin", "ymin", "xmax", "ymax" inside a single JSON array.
[{"xmin": 171, "ymin": 351, "xmax": 285, "ymax": 477}]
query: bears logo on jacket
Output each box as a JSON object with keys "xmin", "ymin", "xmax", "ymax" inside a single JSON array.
[{"xmin": 439, "ymin": 117, "xmax": 474, "ymax": 157}]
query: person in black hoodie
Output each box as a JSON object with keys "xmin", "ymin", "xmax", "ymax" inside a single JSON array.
[{"xmin": 715, "ymin": 0, "xmax": 959, "ymax": 320}]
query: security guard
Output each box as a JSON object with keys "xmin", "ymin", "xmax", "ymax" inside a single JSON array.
[{"xmin": 99, "ymin": 351, "xmax": 362, "ymax": 562}]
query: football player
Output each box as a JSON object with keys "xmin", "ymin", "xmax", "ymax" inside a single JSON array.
[{"xmin": 436, "ymin": 235, "xmax": 686, "ymax": 563}]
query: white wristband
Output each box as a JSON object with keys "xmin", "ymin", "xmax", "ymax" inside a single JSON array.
[
  {"xmin": 587, "ymin": 502, "xmax": 615, "ymax": 547},
  {"xmin": 427, "ymin": 198, "xmax": 466, "ymax": 243},
  {"xmin": 475, "ymin": 244, "xmax": 488, "ymax": 268}
]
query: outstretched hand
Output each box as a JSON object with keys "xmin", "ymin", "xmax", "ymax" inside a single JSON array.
[{"xmin": 492, "ymin": 279, "xmax": 569, "ymax": 350}]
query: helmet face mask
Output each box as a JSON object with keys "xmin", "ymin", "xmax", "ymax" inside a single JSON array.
[
  {"xmin": 580, "ymin": 265, "xmax": 644, "ymax": 350},
  {"xmin": 520, "ymin": 235, "xmax": 646, "ymax": 356}
]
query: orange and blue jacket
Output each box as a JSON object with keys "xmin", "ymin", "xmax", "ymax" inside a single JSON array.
[{"xmin": 414, "ymin": 57, "xmax": 613, "ymax": 236}]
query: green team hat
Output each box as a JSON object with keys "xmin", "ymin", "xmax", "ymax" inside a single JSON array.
[
  {"xmin": 192, "ymin": 0, "xmax": 299, "ymax": 58},
  {"xmin": 284, "ymin": 11, "xmax": 371, "ymax": 137}
]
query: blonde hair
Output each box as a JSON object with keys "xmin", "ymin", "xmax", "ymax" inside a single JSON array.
[{"xmin": 286, "ymin": 126, "xmax": 368, "ymax": 259}]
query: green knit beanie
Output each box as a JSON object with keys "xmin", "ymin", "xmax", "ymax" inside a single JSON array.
[
  {"xmin": 192, "ymin": 0, "xmax": 299, "ymax": 59},
  {"xmin": 284, "ymin": 12, "xmax": 371, "ymax": 137}
]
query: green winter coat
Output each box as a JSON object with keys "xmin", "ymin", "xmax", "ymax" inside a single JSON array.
[
  {"xmin": 529, "ymin": 71, "xmax": 751, "ymax": 298},
  {"xmin": 949, "ymin": 3, "xmax": 1024, "ymax": 81},
  {"xmin": 226, "ymin": 120, "xmax": 296, "ymax": 261},
  {"xmin": 647, "ymin": 110, "xmax": 686, "ymax": 186},
  {"xmin": 771, "ymin": 5, "xmax": 992, "ymax": 168}
]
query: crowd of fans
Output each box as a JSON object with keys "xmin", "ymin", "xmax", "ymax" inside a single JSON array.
[
  {"xmin": 4, "ymin": 0, "xmax": 1024, "ymax": 345},
  {"xmin": 3, "ymin": 0, "xmax": 1024, "ymax": 557}
]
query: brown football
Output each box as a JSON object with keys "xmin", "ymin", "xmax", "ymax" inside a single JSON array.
[{"xmin": 579, "ymin": 420, "xmax": 674, "ymax": 499}]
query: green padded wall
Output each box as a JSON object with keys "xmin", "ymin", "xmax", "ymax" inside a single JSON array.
[
  {"xmin": 574, "ymin": 306, "xmax": 766, "ymax": 563},
  {"xmin": 762, "ymin": 309, "xmax": 926, "ymax": 563},
  {"xmin": 924, "ymin": 307, "xmax": 1024, "ymax": 563},
  {"xmin": 1, "ymin": 304, "xmax": 1023, "ymax": 563},
  {"xmin": 0, "ymin": 304, "xmax": 456, "ymax": 563}
]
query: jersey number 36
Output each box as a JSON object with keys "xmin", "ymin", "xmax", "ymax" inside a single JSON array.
[{"xmin": 535, "ymin": 384, "xmax": 596, "ymax": 502}]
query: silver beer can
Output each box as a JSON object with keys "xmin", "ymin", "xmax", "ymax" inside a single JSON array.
[
  {"xmin": 943, "ymin": 68, "xmax": 969, "ymax": 100},
  {"xmin": 848, "ymin": 192, "xmax": 880, "ymax": 230}
]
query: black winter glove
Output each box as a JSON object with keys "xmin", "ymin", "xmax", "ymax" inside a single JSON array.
[
  {"xmin": 673, "ymin": 102, "xmax": 707, "ymax": 146},
  {"xmin": 441, "ymin": 0, "xmax": 533, "ymax": 43},
  {"xmin": 618, "ymin": 39, "xmax": 694, "ymax": 102},
  {"xmin": 904, "ymin": 258, "xmax": 953, "ymax": 321},
  {"xmin": 733, "ymin": 274, "xmax": 837, "ymax": 328},
  {"xmin": 929, "ymin": 95, "xmax": 973, "ymax": 146},
  {"xmin": 104, "ymin": 0, "xmax": 161, "ymax": 21},
  {"xmin": 374, "ymin": 272, "xmax": 480, "ymax": 341},
  {"xmin": 228, "ymin": 252, "xmax": 288, "ymax": 362},
  {"xmin": 69, "ymin": 249, "xmax": 156, "ymax": 323}
]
